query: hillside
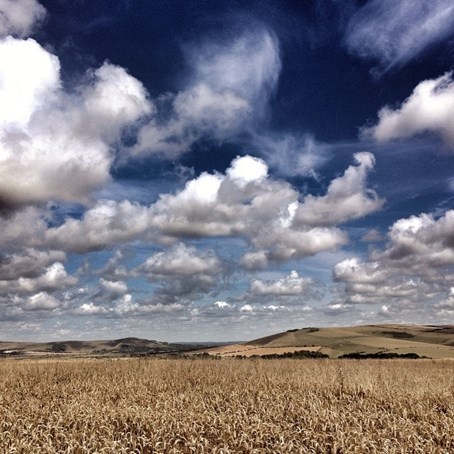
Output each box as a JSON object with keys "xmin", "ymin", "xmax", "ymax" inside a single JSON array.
[
  {"xmin": 201, "ymin": 324, "xmax": 454, "ymax": 359},
  {"xmin": 247, "ymin": 324, "xmax": 454, "ymax": 359}
]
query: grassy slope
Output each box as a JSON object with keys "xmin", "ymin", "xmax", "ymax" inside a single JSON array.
[{"xmin": 245, "ymin": 324, "xmax": 454, "ymax": 359}]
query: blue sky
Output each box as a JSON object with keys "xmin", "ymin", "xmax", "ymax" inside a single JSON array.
[{"xmin": 0, "ymin": 0, "xmax": 454, "ymax": 341}]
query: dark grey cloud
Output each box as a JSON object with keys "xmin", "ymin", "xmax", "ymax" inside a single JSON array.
[{"xmin": 0, "ymin": 249, "xmax": 65, "ymax": 280}]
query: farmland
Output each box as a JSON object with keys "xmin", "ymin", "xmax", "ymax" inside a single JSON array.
[
  {"xmin": 2, "ymin": 325, "xmax": 453, "ymax": 360},
  {"xmin": 1, "ymin": 358, "xmax": 453, "ymax": 453}
]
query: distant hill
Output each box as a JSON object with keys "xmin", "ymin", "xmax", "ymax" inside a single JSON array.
[
  {"xmin": 244, "ymin": 324, "xmax": 454, "ymax": 359},
  {"xmin": 0, "ymin": 337, "xmax": 208, "ymax": 358}
]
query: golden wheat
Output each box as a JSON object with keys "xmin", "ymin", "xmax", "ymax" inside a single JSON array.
[{"xmin": 0, "ymin": 358, "xmax": 453, "ymax": 453}]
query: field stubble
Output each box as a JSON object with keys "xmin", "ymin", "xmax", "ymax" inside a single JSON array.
[{"xmin": 0, "ymin": 358, "xmax": 453, "ymax": 453}]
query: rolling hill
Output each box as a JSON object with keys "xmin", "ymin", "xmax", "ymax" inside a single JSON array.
[
  {"xmin": 200, "ymin": 324, "xmax": 454, "ymax": 359},
  {"xmin": 0, "ymin": 337, "xmax": 199, "ymax": 358}
]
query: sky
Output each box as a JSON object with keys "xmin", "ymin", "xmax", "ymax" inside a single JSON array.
[{"xmin": 0, "ymin": 0, "xmax": 454, "ymax": 342}]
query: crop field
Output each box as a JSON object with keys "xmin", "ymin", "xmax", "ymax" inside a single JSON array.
[{"xmin": 0, "ymin": 358, "xmax": 453, "ymax": 453}]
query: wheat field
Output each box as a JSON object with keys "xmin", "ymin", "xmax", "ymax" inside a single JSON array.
[{"xmin": 0, "ymin": 358, "xmax": 453, "ymax": 453}]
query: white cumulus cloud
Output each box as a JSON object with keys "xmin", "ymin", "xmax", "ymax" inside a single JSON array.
[
  {"xmin": 333, "ymin": 257, "xmax": 386, "ymax": 284},
  {"xmin": 0, "ymin": 0, "xmax": 45, "ymax": 38},
  {"xmin": 98, "ymin": 278, "xmax": 128, "ymax": 301},
  {"xmin": 0, "ymin": 154, "xmax": 381, "ymax": 265},
  {"xmin": 137, "ymin": 243, "xmax": 221, "ymax": 278},
  {"xmin": 76, "ymin": 302, "xmax": 108, "ymax": 315},
  {"xmin": 334, "ymin": 209, "xmax": 454, "ymax": 309},
  {"xmin": 227, "ymin": 155, "xmax": 268, "ymax": 187},
  {"xmin": 0, "ymin": 38, "xmax": 152, "ymax": 208},
  {"xmin": 250, "ymin": 270, "xmax": 312, "ymax": 296},
  {"xmin": 365, "ymin": 72, "xmax": 454, "ymax": 148},
  {"xmin": 0, "ymin": 262, "xmax": 76, "ymax": 295},
  {"xmin": 214, "ymin": 301, "xmax": 233, "ymax": 309},
  {"xmin": 240, "ymin": 250, "xmax": 269, "ymax": 271},
  {"xmin": 25, "ymin": 291, "xmax": 59, "ymax": 311},
  {"xmin": 295, "ymin": 152, "xmax": 383, "ymax": 226}
]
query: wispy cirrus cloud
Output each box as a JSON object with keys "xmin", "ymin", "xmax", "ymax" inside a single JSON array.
[
  {"xmin": 132, "ymin": 26, "xmax": 281, "ymax": 158},
  {"xmin": 251, "ymin": 132, "xmax": 329, "ymax": 178},
  {"xmin": 344, "ymin": 0, "xmax": 454, "ymax": 74}
]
